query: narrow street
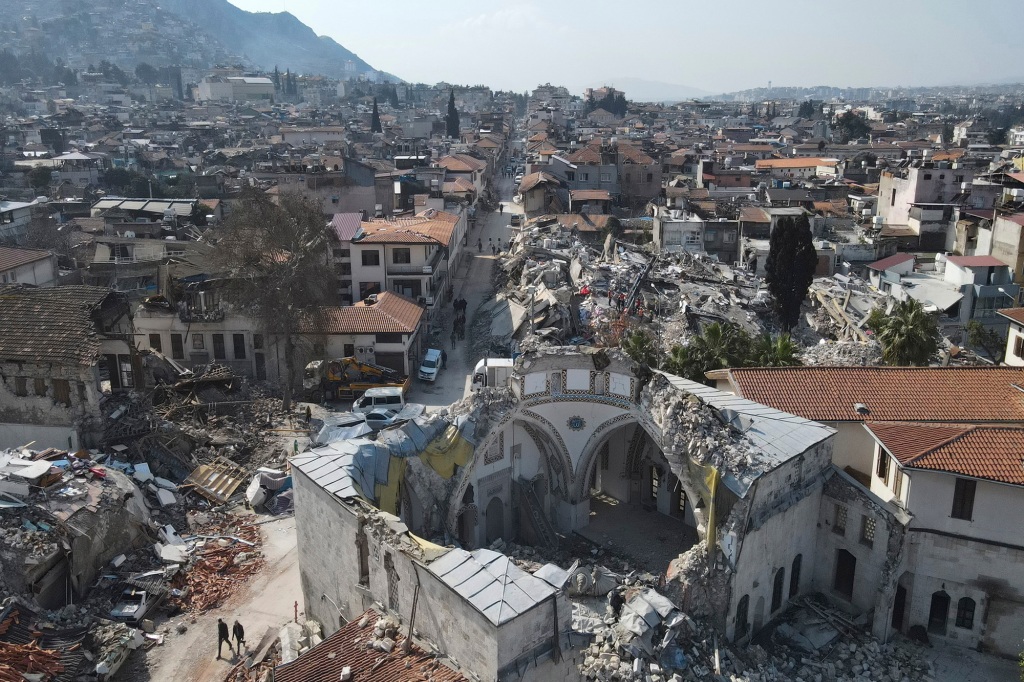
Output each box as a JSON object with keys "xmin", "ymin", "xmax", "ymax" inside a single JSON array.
[
  {"xmin": 406, "ymin": 168, "xmax": 522, "ymax": 411},
  {"xmin": 126, "ymin": 515, "xmax": 303, "ymax": 682}
]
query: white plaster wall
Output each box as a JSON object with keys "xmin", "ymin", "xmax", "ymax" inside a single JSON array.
[
  {"xmin": 0, "ymin": 423, "xmax": 78, "ymax": 450},
  {"xmin": 1004, "ymin": 323, "xmax": 1024, "ymax": 366},
  {"xmin": 830, "ymin": 421, "xmax": 876, "ymax": 476},
  {"xmin": 906, "ymin": 470, "xmax": 1023, "ymax": 546}
]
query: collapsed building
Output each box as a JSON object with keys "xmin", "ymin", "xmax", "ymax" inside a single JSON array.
[{"xmin": 291, "ymin": 347, "xmax": 925, "ymax": 680}]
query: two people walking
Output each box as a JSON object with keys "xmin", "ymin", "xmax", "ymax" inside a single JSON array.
[{"xmin": 217, "ymin": 618, "xmax": 246, "ymax": 659}]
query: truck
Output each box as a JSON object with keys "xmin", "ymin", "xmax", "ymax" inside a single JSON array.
[
  {"xmin": 471, "ymin": 358, "xmax": 514, "ymax": 393},
  {"xmin": 303, "ymin": 357, "xmax": 410, "ymax": 401}
]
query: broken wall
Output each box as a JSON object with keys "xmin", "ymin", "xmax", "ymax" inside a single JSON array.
[{"xmin": 0, "ymin": 361, "xmax": 103, "ymax": 449}]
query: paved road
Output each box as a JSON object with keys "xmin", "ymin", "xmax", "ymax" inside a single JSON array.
[{"xmin": 406, "ymin": 171, "xmax": 522, "ymax": 412}]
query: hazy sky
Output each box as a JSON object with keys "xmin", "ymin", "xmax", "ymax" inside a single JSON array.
[{"xmin": 226, "ymin": 0, "xmax": 1021, "ymax": 94}]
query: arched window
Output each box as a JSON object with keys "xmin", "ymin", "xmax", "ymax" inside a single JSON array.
[
  {"xmin": 928, "ymin": 590, "xmax": 950, "ymax": 634},
  {"xmin": 790, "ymin": 554, "xmax": 802, "ymax": 598},
  {"xmin": 955, "ymin": 597, "xmax": 976, "ymax": 630},
  {"xmin": 771, "ymin": 567, "xmax": 786, "ymax": 612},
  {"xmin": 734, "ymin": 595, "xmax": 749, "ymax": 641}
]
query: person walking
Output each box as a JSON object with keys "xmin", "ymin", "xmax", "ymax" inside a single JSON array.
[
  {"xmin": 441, "ymin": 350, "xmax": 448, "ymax": 369},
  {"xmin": 232, "ymin": 620, "xmax": 246, "ymax": 653},
  {"xmin": 499, "ymin": 203, "xmax": 504, "ymax": 215},
  {"xmin": 217, "ymin": 618, "xmax": 232, "ymax": 659},
  {"xmin": 477, "ymin": 239, "xmax": 482, "ymax": 253},
  {"xmin": 304, "ymin": 405, "xmax": 311, "ymax": 425},
  {"xmin": 450, "ymin": 330, "xmax": 457, "ymax": 349},
  {"xmin": 491, "ymin": 244, "xmax": 497, "ymax": 256}
]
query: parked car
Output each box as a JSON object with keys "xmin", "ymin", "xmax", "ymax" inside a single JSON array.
[
  {"xmin": 514, "ymin": 173, "xmax": 524, "ymax": 184},
  {"xmin": 110, "ymin": 587, "xmax": 155, "ymax": 624},
  {"xmin": 510, "ymin": 214, "xmax": 522, "ymax": 227},
  {"xmin": 418, "ymin": 348, "xmax": 443, "ymax": 382},
  {"xmin": 364, "ymin": 404, "xmax": 425, "ymax": 431},
  {"xmin": 352, "ymin": 386, "xmax": 405, "ymax": 414}
]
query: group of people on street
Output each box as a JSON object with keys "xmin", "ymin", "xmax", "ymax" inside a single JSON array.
[
  {"xmin": 450, "ymin": 296, "xmax": 468, "ymax": 346},
  {"xmin": 217, "ymin": 618, "xmax": 245, "ymax": 659}
]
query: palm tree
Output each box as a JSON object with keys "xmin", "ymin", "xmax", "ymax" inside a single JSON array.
[
  {"xmin": 751, "ymin": 333, "xmax": 802, "ymax": 367},
  {"xmin": 870, "ymin": 299, "xmax": 940, "ymax": 366},
  {"xmin": 682, "ymin": 322, "xmax": 751, "ymax": 383},
  {"xmin": 662, "ymin": 344, "xmax": 694, "ymax": 379},
  {"xmin": 620, "ymin": 330, "xmax": 658, "ymax": 367}
]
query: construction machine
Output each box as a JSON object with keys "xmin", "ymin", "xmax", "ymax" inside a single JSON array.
[{"xmin": 303, "ymin": 357, "xmax": 410, "ymax": 401}]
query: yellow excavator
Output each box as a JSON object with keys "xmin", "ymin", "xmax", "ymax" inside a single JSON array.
[{"xmin": 303, "ymin": 357, "xmax": 410, "ymax": 400}]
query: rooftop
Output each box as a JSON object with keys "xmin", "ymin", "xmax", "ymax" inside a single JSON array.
[
  {"xmin": 358, "ymin": 210, "xmax": 460, "ymax": 246},
  {"xmin": 946, "ymin": 255, "xmax": 1008, "ymax": 268},
  {"xmin": 720, "ymin": 366, "xmax": 1024, "ymax": 423},
  {"xmin": 274, "ymin": 609, "xmax": 467, "ymax": 682},
  {"xmin": 0, "ymin": 246, "xmax": 52, "ymax": 272},
  {"xmin": 300, "ymin": 292, "xmax": 424, "ymax": 335},
  {"xmin": 998, "ymin": 307, "xmax": 1024, "ymax": 326},
  {"xmin": 867, "ymin": 422, "xmax": 1024, "ymax": 486},
  {"xmin": 866, "ymin": 252, "xmax": 916, "ymax": 272}
]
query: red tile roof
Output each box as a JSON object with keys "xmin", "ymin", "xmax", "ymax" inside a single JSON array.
[
  {"xmin": 274, "ymin": 609, "xmax": 468, "ymax": 682},
  {"xmin": 755, "ymin": 157, "xmax": 837, "ymax": 169},
  {"xmin": 300, "ymin": 292, "xmax": 424, "ymax": 335},
  {"xmin": 330, "ymin": 213, "xmax": 362, "ymax": 243},
  {"xmin": 359, "ymin": 210, "xmax": 460, "ymax": 246},
  {"xmin": 0, "ymin": 247, "xmax": 52, "ymax": 272},
  {"xmin": 998, "ymin": 307, "xmax": 1024, "ymax": 325},
  {"xmin": 866, "ymin": 253, "xmax": 915, "ymax": 272},
  {"xmin": 570, "ymin": 189, "xmax": 611, "ymax": 202},
  {"xmin": 436, "ymin": 154, "xmax": 487, "ymax": 173},
  {"xmin": 946, "ymin": 255, "xmax": 1007, "ymax": 268},
  {"xmin": 867, "ymin": 422, "xmax": 1024, "ymax": 485},
  {"xmin": 518, "ymin": 171, "xmax": 562, "ymax": 194},
  {"xmin": 725, "ymin": 366, "xmax": 1024, "ymax": 423}
]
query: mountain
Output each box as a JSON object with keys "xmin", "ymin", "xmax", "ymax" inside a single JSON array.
[
  {"xmin": 158, "ymin": 0, "xmax": 389, "ymax": 79},
  {"xmin": 590, "ymin": 78, "xmax": 711, "ymax": 103}
]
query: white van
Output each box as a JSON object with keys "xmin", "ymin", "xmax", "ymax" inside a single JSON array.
[
  {"xmin": 471, "ymin": 358, "xmax": 514, "ymax": 392},
  {"xmin": 418, "ymin": 348, "xmax": 443, "ymax": 382},
  {"xmin": 352, "ymin": 387, "xmax": 405, "ymax": 414}
]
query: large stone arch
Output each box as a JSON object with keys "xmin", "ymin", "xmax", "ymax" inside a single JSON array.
[{"xmin": 516, "ymin": 410, "xmax": 575, "ymax": 500}]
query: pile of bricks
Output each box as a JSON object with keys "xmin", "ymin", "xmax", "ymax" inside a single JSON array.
[
  {"xmin": 0, "ymin": 640, "xmax": 65, "ymax": 682},
  {"xmin": 170, "ymin": 517, "xmax": 265, "ymax": 613}
]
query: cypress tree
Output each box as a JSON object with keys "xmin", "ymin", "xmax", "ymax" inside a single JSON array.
[
  {"xmin": 371, "ymin": 97, "xmax": 382, "ymax": 133},
  {"xmin": 446, "ymin": 90, "xmax": 460, "ymax": 138},
  {"xmin": 765, "ymin": 215, "xmax": 818, "ymax": 329}
]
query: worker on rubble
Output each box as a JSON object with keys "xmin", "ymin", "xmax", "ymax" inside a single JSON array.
[
  {"xmin": 305, "ymin": 405, "xmax": 312, "ymax": 425},
  {"xmin": 233, "ymin": 620, "xmax": 246, "ymax": 653},
  {"xmin": 217, "ymin": 618, "xmax": 232, "ymax": 658}
]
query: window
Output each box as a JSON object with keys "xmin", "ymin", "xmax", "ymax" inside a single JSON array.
[
  {"xmin": 939, "ymin": 174, "xmax": 945, "ymax": 180},
  {"xmin": 361, "ymin": 250, "xmax": 381, "ymax": 266},
  {"xmin": 735, "ymin": 595, "xmax": 749, "ymax": 640},
  {"xmin": 876, "ymin": 453, "xmax": 889, "ymax": 483},
  {"xmin": 951, "ymin": 478, "xmax": 976, "ymax": 520},
  {"xmin": 646, "ymin": 173, "xmax": 653, "ymax": 182},
  {"xmin": 894, "ymin": 467, "xmax": 904, "ymax": 498},
  {"xmin": 392, "ymin": 248, "xmax": 411, "ymax": 264},
  {"xmin": 376, "ymin": 332, "xmax": 403, "ymax": 343},
  {"xmin": 974, "ymin": 296, "xmax": 1001, "ymax": 319},
  {"xmin": 580, "ymin": 172, "xmax": 589, "ymax": 182},
  {"xmin": 253, "ymin": 334, "xmax": 264, "ymax": 350},
  {"xmin": 233, "ymin": 334, "xmax": 246, "ymax": 359},
  {"xmin": 724, "ymin": 232, "xmax": 736, "ymax": 243},
  {"xmin": 928, "ymin": 591, "xmax": 950, "ymax": 634},
  {"xmin": 955, "ymin": 175, "xmax": 964, "ymax": 183},
  {"xmin": 118, "ymin": 355, "xmax": 134, "ymax": 388},
  {"xmin": 600, "ymin": 172, "xmax": 611, "ymax": 183},
  {"xmin": 955, "ymin": 597, "xmax": 975, "ymax": 629},
  {"xmin": 650, "ymin": 466, "xmax": 660, "ymax": 500},
  {"xmin": 336, "ymin": 262, "xmax": 351, "ymax": 275},
  {"xmin": 1015, "ymin": 335, "xmax": 1024, "ymax": 359},
  {"xmin": 212, "ymin": 334, "xmax": 226, "ymax": 360},
  {"xmin": 34, "ymin": 378, "xmax": 47, "ymax": 397},
  {"xmin": 860, "ymin": 515, "xmax": 876, "ymax": 547},
  {"xmin": 625, "ymin": 172, "xmax": 631, "ymax": 182},
  {"xmin": 170, "ymin": 334, "xmax": 184, "ymax": 360},
  {"xmin": 13, "ymin": 377, "xmax": 27, "ymax": 397},
  {"xmin": 923, "ymin": 173, "xmax": 932, "ymax": 180},
  {"xmin": 148, "ymin": 333, "xmax": 162, "ymax": 353},
  {"xmin": 359, "ymin": 282, "xmax": 381, "ymax": 299},
  {"xmin": 771, "ymin": 567, "xmax": 785, "ymax": 613},
  {"xmin": 891, "ymin": 188, "xmax": 897, "ymax": 207},
  {"xmin": 833, "ymin": 504, "xmax": 848, "ymax": 535},
  {"xmin": 566, "ymin": 171, "xmax": 575, "ymax": 181},
  {"xmin": 789, "ymin": 555, "xmax": 802, "ymax": 598},
  {"xmin": 52, "ymin": 379, "xmax": 71, "ymax": 407},
  {"xmin": 192, "ymin": 334, "xmax": 205, "ymax": 350}
]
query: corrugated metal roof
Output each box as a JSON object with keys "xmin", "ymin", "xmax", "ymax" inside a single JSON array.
[{"xmin": 427, "ymin": 548, "xmax": 556, "ymax": 625}]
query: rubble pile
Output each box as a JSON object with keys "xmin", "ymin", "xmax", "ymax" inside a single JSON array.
[
  {"xmin": 169, "ymin": 514, "xmax": 265, "ymax": 613},
  {"xmin": 644, "ymin": 376, "xmax": 758, "ymax": 479},
  {"xmin": 0, "ymin": 641, "xmax": 65, "ymax": 682},
  {"xmin": 801, "ymin": 340, "xmax": 883, "ymax": 366}
]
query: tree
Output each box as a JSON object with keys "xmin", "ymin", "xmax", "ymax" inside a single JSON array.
[
  {"xmin": 662, "ymin": 323, "xmax": 751, "ymax": 384},
  {"xmin": 370, "ymin": 97, "xmax": 382, "ymax": 133},
  {"xmin": 23, "ymin": 213, "xmax": 73, "ymax": 260},
  {"xmin": 620, "ymin": 329, "xmax": 659, "ymax": 367},
  {"xmin": 28, "ymin": 166, "xmax": 52, "ymax": 190},
  {"xmin": 797, "ymin": 100, "xmax": 815, "ymax": 118},
  {"xmin": 966, "ymin": 320, "xmax": 1005, "ymax": 362},
  {"xmin": 446, "ymin": 90, "xmax": 460, "ymax": 139},
  {"xmin": 867, "ymin": 299, "xmax": 940, "ymax": 366},
  {"xmin": 214, "ymin": 189, "xmax": 336, "ymax": 410},
  {"xmin": 765, "ymin": 215, "xmax": 818, "ymax": 329},
  {"xmin": 135, "ymin": 62, "xmax": 159, "ymax": 84},
  {"xmin": 834, "ymin": 111, "xmax": 871, "ymax": 143},
  {"xmin": 750, "ymin": 333, "xmax": 801, "ymax": 367}
]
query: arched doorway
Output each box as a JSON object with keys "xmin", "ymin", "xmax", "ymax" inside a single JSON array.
[
  {"xmin": 485, "ymin": 497, "xmax": 504, "ymax": 544},
  {"xmin": 456, "ymin": 506, "xmax": 478, "ymax": 549},
  {"xmin": 753, "ymin": 596, "xmax": 765, "ymax": 632}
]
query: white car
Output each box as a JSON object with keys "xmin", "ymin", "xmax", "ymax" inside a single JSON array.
[
  {"xmin": 418, "ymin": 348, "xmax": 443, "ymax": 382},
  {"xmin": 364, "ymin": 404, "xmax": 426, "ymax": 431}
]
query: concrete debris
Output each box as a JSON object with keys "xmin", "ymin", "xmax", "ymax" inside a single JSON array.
[
  {"xmin": 801, "ymin": 340, "xmax": 883, "ymax": 366},
  {"xmin": 0, "ymin": 640, "xmax": 65, "ymax": 682}
]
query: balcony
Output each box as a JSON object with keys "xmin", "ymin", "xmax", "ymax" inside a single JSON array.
[
  {"xmin": 386, "ymin": 248, "xmax": 445, "ymax": 276},
  {"xmin": 180, "ymin": 307, "xmax": 225, "ymax": 323}
]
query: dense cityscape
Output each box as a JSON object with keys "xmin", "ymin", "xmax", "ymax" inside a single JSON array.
[{"xmin": 0, "ymin": 1, "xmax": 1022, "ymax": 681}]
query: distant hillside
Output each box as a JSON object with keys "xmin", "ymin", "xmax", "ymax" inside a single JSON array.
[{"xmin": 159, "ymin": 0, "xmax": 389, "ymax": 79}]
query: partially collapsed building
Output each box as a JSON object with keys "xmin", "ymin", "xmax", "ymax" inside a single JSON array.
[{"xmin": 291, "ymin": 347, "xmax": 936, "ymax": 680}]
